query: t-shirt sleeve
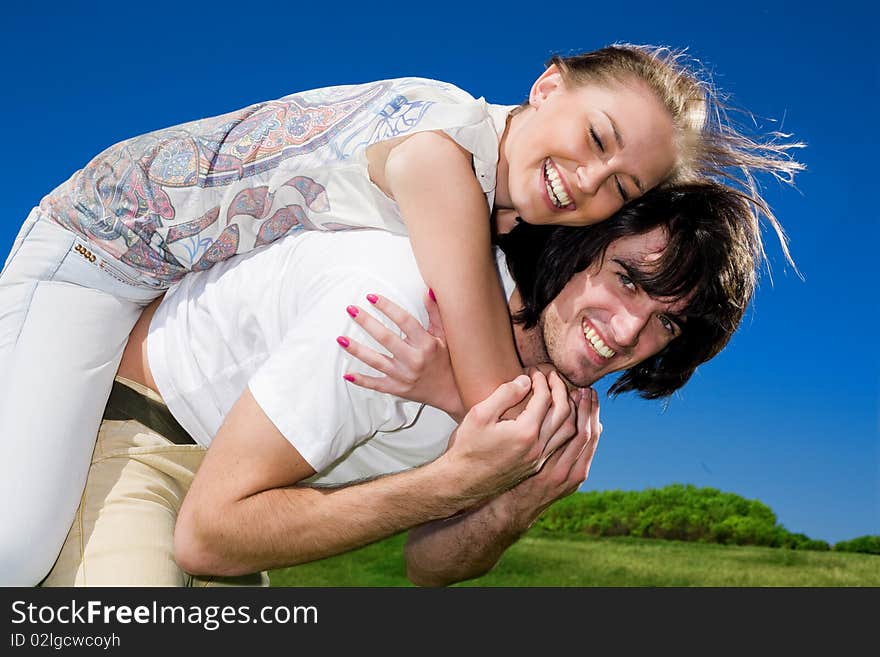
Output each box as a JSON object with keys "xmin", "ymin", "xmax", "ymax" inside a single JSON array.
[
  {"xmin": 357, "ymin": 79, "xmax": 506, "ymax": 195},
  {"xmin": 247, "ymin": 264, "xmax": 427, "ymax": 473}
]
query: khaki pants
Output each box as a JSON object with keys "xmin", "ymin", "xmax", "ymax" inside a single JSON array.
[{"xmin": 42, "ymin": 384, "xmax": 268, "ymax": 587}]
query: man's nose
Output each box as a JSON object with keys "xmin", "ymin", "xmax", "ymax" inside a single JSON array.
[
  {"xmin": 575, "ymin": 163, "xmax": 607, "ymax": 196},
  {"xmin": 610, "ymin": 308, "xmax": 647, "ymax": 348}
]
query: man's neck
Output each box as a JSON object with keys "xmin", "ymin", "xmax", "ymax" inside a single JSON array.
[{"xmin": 508, "ymin": 287, "xmax": 544, "ymax": 368}]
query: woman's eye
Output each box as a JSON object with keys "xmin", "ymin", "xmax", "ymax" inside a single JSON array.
[
  {"xmin": 615, "ymin": 176, "xmax": 630, "ymax": 202},
  {"xmin": 590, "ymin": 127, "xmax": 605, "ymax": 153},
  {"xmin": 617, "ymin": 273, "xmax": 635, "ymax": 290}
]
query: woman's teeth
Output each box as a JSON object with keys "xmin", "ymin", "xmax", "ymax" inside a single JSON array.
[
  {"xmin": 584, "ymin": 326, "xmax": 615, "ymax": 359},
  {"xmin": 544, "ymin": 160, "xmax": 572, "ymax": 208}
]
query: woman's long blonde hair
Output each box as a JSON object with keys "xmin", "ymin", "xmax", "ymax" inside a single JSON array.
[{"xmin": 549, "ymin": 44, "xmax": 805, "ymax": 270}]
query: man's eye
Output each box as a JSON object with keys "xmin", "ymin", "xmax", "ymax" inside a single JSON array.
[
  {"xmin": 659, "ymin": 315, "xmax": 677, "ymax": 335},
  {"xmin": 590, "ymin": 127, "xmax": 605, "ymax": 153},
  {"xmin": 617, "ymin": 273, "xmax": 635, "ymax": 290}
]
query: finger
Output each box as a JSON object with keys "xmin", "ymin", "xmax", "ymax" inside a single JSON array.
[
  {"xmin": 341, "ymin": 372, "xmax": 403, "ymax": 396},
  {"xmin": 366, "ymin": 293, "xmax": 433, "ymax": 348},
  {"xmin": 347, "ymin": 303, "xmax": 413, "ymax": 361},
  {"xmin": 573, "ymin": 388, "xmax": 593, "ymax": 457},
  {"xmin": 512, "ymin": 370, "xmax": 552, "ymax": 431},
  {"xmin": 469, "ymin": 374, "xmax": 532, "ymax": 424},
  {"xmin": 570, "ymin": 392, "xmax": 600, "ymax": 478},
  {"xmin": 541, "ymin": 402, "xmax": 578, "ymax": 468},
  {"xmin": 574, "ymin": 425, "xmax": 601, "ymax": 483},
  {"xmin": 337, "ymin": 335, "xmax": 396, "ymax": 376},
  {"xmin": 537, "ymin": 391, "xmax": 595, "ymax": 495},
  {"xmin": 540, "ymin": 372, "xmax": 578, "ymax": 457},
  {"xmin": 532, "ymin": 390, "xmax": 588, "ymax": 479},
  {"xmin": 423, "ymin": 289, "xmax": 445, "ymax": 339},
  {"xmin": 589, "ymin": 388, "xmax": 601, "ymax": 444},
  {"xmin": 545, "ymin": 371, "xmax": 570, "ymax": 428},
  {"xmin": 552, "ymin": 388, "xmax": 591, "ymax": 470}
]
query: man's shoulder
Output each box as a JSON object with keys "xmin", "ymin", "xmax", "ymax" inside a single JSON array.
[
  {"xmin": 284, "ymin": 229, "xmax": 424, "ymax": 301},
  {"xmin": 293, "ymin": 228, "xmax": 417, "ymax": 270},
  {"xmin": 283, "ymin": 230, "xmax": 515, "ymax": 305}
]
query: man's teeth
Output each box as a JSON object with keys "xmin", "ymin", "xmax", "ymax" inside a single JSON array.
[
  {"xmin": 584, "ymin": 326, "xmax": 615, "ymax": 359},
  {"xmin": 544, "ymin": 160, "xmax": 571, "ymax": 208}
]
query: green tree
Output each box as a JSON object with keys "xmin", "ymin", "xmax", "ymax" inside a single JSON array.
[
  {"xmin": 534, "ymin": 484, "xmax": 828, "ymax": 550},
  {"xmin": 833, "ymin": 535, "xmax": 880, "ymax": 555}
]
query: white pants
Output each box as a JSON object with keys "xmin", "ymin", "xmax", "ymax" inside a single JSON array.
[{"xmin": 0, "ymin": 210, "xmax": 165, "ymax": 585}]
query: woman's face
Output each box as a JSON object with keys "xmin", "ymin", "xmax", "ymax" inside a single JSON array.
[{"xmin": 498, "ymin": 68, "xmax": 677, "ymax": 226}]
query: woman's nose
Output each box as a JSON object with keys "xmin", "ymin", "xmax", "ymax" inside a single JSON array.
[{"xmin": 575, "ymin": 163, "xmax": 607, "ymax": 196}]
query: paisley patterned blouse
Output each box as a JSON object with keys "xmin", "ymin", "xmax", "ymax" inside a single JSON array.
[{"xmin": 38, "ymin": 78, "xmax": 514, "ymax": 283}]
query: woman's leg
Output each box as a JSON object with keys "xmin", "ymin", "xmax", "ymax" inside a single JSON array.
[{"xmin": 0, "ymin": 217, "xmax": 161, "ymax": 585}]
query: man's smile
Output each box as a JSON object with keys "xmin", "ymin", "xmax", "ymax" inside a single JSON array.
[{"xmin": 582, "ymin": 318, "xmax": 615, "ymax": 360}]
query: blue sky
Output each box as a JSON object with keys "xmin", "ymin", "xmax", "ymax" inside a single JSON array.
[{"xmin": 2, "ymin": 1, "xmax": 876, "ymax": 544}]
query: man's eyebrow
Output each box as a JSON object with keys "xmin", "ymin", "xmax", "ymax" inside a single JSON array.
[
  {"xmin": 611, "ymin": 257, "xmax": 654, "ymax": 284},
  {"xmin": 603, "ymin": 112, "xmax": 644, "ymax": 193},
  {"xmin": 611, "ymin": 257, "xmax": 645, "ymax": 276},
  {"xmin": 612, "ymin": 257, "xmax": 688, "ymax": 325}
]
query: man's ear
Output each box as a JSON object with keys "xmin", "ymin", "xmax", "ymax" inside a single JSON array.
[{"xmin": 529, "ymin": 64, "xmax": 565, "ymax": 108}]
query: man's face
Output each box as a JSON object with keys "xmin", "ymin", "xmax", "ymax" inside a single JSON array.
[{"xmin": 536, "ymin": 227, "xmax": 688, "ymax": 387}]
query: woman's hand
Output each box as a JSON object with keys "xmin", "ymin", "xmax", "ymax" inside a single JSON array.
[{"xmin": 337, "ymin": 290, "xmax": 465, "ymax": 421}]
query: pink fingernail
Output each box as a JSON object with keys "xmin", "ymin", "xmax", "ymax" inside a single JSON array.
[
  {"xmin": 342, "ymin": 374, "xmax": 355, "ymax": 382},
  {"xmin": 428, "ymin": 288, "xmax": 436, "ymax": 302},
  {"xmin": 366, "ymin": 293, "xmax": 378, "ymax": 304},
  {"xmin": 336, "ymin": 336, "xmax": 350, "ymax": 348},
  {"xmin": 346, "ymin": 305, "xmax": 359, "ymax": 318}
]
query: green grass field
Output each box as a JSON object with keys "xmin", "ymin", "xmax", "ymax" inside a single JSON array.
[{"xmin": 268, "ymin": 530, "xmax": 880, "ymax": 587}]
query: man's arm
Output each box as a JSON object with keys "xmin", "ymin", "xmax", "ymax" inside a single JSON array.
[
  {"xmin": 404, "ymin": 388, "xmax": 601, "ymax": 587},
  {"xmin": 174, "ymin": 372, "xmax": 560, "ymax": 577}
]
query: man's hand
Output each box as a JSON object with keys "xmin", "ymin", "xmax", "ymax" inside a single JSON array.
[
  {"xmin": 404, "ymin": 386, "xmax": 602, "ymax": 587},
  {"xmin": 437, "ymin": 369, "xmax": 579, "ymax": 508},
  {"xmin": 503, "ymin": 387, "xmax": 602, "ymax": 523}
]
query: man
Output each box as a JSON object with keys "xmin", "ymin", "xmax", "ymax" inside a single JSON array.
[{"xmin": 43, "ymin": 182, "xmax": 760, "ymax": 586}]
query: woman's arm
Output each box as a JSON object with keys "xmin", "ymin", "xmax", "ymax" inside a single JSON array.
[{"xmin": 370, "ymin": 131, "xmax": 524, "ymax": 411}]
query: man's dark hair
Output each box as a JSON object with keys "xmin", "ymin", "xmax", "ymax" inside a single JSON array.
[{"xmin": 497, "ymin": 182, "xmax": 762, "ymax": 399}]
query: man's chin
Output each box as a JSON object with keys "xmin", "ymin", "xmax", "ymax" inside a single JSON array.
[{"xmin": 556, "ymin": 366, "xmax": 601, "ymax": 391}]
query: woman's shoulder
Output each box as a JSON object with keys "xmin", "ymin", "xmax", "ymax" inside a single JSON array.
[
  {"xmin": 383, "ymin": 77, "xmax": 479, "ymax": 102},
  {"xmin": 271, "ymin": 78, "xmax": 480, "ymax": 122},
  {"xmin": 282, "ymin": 76, "xmax": 474, "ymax": 99}
]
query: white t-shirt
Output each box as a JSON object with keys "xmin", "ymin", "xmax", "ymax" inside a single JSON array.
[{"xmin": 148, "ymin": 229, "xmax": 516, "ymax": 486}]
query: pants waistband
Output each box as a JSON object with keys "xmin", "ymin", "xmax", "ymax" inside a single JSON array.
[{"xmin": 103, "ymin": 378, "xmax": 196, "ymax": 446}]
